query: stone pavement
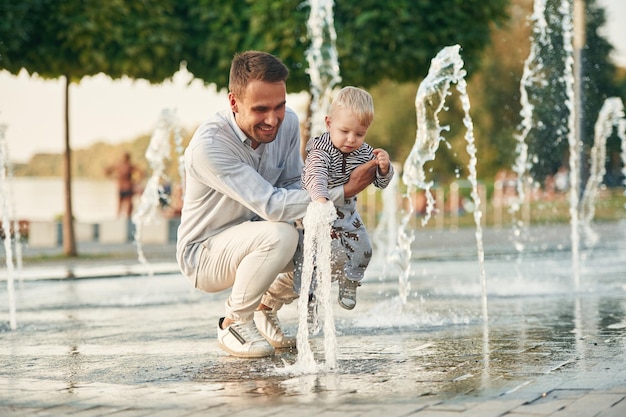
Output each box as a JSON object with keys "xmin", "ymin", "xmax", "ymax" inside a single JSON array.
[{"xmin": 1, "ymin": 223, "xmax": 626, "ymax": 416}]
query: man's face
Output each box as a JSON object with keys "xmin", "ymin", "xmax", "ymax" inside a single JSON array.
[{"xmin": 229, "ymin": 79, "xmax": 287, "ymax": 148}]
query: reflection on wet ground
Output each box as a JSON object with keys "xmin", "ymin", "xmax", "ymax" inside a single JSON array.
[{"xmin": 1, "ymin": 223, "xmax": 625, "ymax": 411}]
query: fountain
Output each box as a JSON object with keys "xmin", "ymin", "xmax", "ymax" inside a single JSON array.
[
  {"xmin": 370, "ymin": 163, "xmax": 400, "ymax": 277},
  {"xmin": 0, "ymin": 122, "xmax": 18, "ymax": 330},
  {"xmin": 398, "ymin": 45, "xmax": 487, "ymax": 323},
  {"xmin": 278, "ymin": 0, "xmax": 343, "ymax": 373},
  {"xmin": 292, "ymin": 202, "xmax": 338, "ymax": 372},
  {"xmin": 2, "ymin": 2, "xmax": 626, "ymax": 411},
  {"xmin": 579, "ymin": 97, "xmax": 626, "ymax": 246},
  {"xmin": 510, "ymin": 0, "xmax": 624, "ymax": 292},
  {"xmin": 512, "ymin": 0, "xmax": 572, "ymax": 269},
  {"xmin": 304, "ymin": 0, "xmax": 341, "ymax": 137},
  {"xmin": 284, "ymin": 42, "xmax": 492, "ymax": 374},
  {"xmin": 511, "ymin": 0, "xmax": 550, "ymax": 252},
  {"xmin": 561, "ymin": 0, "xmax": 581, "ymax": 290},
  {"xmin": 131, "ymin": 108, "xmax": 183, "ymax": 273}
]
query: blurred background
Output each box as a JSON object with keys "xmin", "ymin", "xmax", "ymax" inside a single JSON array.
[{"xmin": 0, "ymin": 0, "xmax": 624, "ymax": 253}]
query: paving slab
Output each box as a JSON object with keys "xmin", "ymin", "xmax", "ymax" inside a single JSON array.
[{"xmin": 1, "ymin": 223, "xmax": 625, "ymax": 416}]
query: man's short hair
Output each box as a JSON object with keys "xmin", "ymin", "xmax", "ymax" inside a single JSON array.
[{"xmin": 229, "ymin": 51, "xmax": 289, "ymax": 99}]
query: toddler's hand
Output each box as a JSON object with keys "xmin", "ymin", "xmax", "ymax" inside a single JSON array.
[{"xmin": 373, "ymin": 149, "xmax": 390, "ymax": 175}]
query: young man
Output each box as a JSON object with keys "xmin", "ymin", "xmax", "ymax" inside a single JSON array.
[{"xmin": 176, "ymin": 51, "xmax": 376, "ymax": 358}]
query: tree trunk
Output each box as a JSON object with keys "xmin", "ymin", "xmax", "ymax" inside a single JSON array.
[
  {"xmin": 300, "ymin": 93, "xmax": 313, "ymax": 161},
  {"xmin": 62, "ymin": 75, "xmax": 77, "ymax": 257}
]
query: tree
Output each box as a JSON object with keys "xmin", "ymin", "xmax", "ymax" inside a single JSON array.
[
  {"xmin": 182, "ymin": 0, "xmax": 509, "ymax": 92},
  {"xmin": 0, "ymin": 0, "xmax": 185, "ymax": 256},
  {"xmin": 181, "ymin": 0, "xmax": 509, "ymax": 157},
  {"xmin": 524, "ymin": 0, "xmax": 622, "ymax": 185},
  {"xmin": 581, "ymin": 0, "xmax": 624, "ymax": 187},
  {"xmin": 448, "ymin": 0, "xmax": 625, "ymax": 187},
  {"xmin": 462, "ymin": 0, "xmax": 534, "ymax": 181}
]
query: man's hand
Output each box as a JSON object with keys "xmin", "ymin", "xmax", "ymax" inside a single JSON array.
[{"xmin": 343, "ymin": 160, "xmax": 377, "ymax": 198}]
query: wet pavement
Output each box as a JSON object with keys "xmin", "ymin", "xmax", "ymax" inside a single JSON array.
[{"xmin": 1, "ymin": 222, "xmax": 626, "ymax": 416}]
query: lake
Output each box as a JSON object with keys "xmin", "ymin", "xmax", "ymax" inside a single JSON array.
[{"xmin": 3, "ymin": 177, "xmax": 118, "ymax": 222}]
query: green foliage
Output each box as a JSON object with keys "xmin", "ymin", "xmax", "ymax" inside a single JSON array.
[
  {"xmin": 524, "ymin": 0, "xmax": 570, "ymax": 182},
  {"xmin": 180, "ymin": 0, "xmax": 509, "ymax": 92},
  {"xmin": 367, "ymin": 80, "xmax": 419, "ymax": 162},
  {"xmin": 0, "ymin": 0, "xmax": 184, "ymax": 81},
  {"xmin": 335, "ymin": 0, "xmax": 508, "ymax": 86},
  {"xmin": 436, "ymin": 0, "xmax": 625, "ymax": 186},
  {"xmin": 581, "ymin": 0, "xmax": 624, "ymax": 187},
  {"xmin": 3, "ymin": 0, "xmax": 624, "ymax": 191},
  {"xmin": 0, "ymin": 0, "xmax": 509, "ymax": 189},
  {"xmin": 524, "ymin": 0, "xmax": 623, "ymax": 184},
  {"xmin": 182, "ymin": 0, "xmax": 250, "ymax": 91}
]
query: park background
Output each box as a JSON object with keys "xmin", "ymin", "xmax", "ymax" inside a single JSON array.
[{"xmin": 0, "ymin": 0, "xmax": 625, "ymax": 250}]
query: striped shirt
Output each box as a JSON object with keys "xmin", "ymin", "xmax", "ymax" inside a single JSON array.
[{"xmin": 302, "ymin": 132, "xmax": 394, "ymax": 201}]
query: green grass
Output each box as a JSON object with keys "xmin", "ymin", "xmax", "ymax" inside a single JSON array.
[{"xmin": 358, "ymin": 187, "xmax": 626, "ymax": 230}]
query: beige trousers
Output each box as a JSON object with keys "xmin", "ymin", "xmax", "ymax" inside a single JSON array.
[{"xmin": 194, "ymin": 221, "xmax": 300, "ymax": 322}]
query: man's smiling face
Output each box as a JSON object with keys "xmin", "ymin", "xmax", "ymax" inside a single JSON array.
[{"xmin": 229, "ymin": 79, "xmax": 287, "ymax": 148}]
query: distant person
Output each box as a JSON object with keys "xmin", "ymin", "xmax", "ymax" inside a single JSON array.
[
  {"xmin": 106, "ymin": 152, "xmax": 142, "ymax": 218},
  {"xmin": 299, "ymin": 86, "xmax": 394, "ymax": 311}
]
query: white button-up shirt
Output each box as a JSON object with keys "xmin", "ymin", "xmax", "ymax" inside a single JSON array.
[{"xmin": 176, "ymin": 107, "xmax": 344, "ymax": 278}]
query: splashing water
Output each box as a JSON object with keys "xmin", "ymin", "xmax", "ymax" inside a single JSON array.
[
  {"xmin": 559, "ymin": 0, "xmax": 581, "ymax": 291},
  {"xmin": 511, "ymin": 0, "xmax": 550, "ymax": 251},
  {"xmin": 132, "ymin": 109, "xmax": 182, "ymax": 272},
  {"xmin": 401, "ymin": 46, "xmax": 464, "ymax": 221},
  {"xmin": 455, "ymin": 52, "xmax": 488, "ymax": 325},
  {"xmin": 579, "ymin": 98, "xmax": 626, "ymax": 246},
  {"xmin": 274, "ymin": 0, "xmax": 342, "ymax": 375},
  {"xmin": 0, "ymin": 123, "xmax": 17, "ymax": 330},
  {"xmin": 281, "ymin": 201, "xmax": 337, "ymax": 374},
  {"xmin": 370, "ymin": 163, "xmax": 401, "ymax": 278},
  {"xmin": 399, "ymin": 45, "xmax": 487, "ymax": 324},
  {"xmin": 305, "ymin": 0, "xmax": 341, "ymax": 137},
  {"xmin": 622, "ymin": 118, "xmax": 626, "ymax": 192},
  {"xmin": 398, "ymin": 46, "xmax": 465, "ymax": 305},
  {"xmin": 512, "ymin": 0, "xmax": 584, "ymax": 291}
]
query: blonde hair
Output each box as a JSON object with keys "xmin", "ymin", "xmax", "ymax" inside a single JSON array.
[{"xmin": 330, "ymin": 86, "xmax": 374, "ymax": 126}]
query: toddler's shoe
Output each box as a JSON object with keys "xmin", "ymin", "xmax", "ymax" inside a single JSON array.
[{"xmin": 338, "ymin": 277, "xmax": 361, "ymax": 310}]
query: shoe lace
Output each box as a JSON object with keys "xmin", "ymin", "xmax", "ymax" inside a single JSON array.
[
  {"xmin": 234, "ymin": 321, "xmax": 265, "ymax": 343},
  {"xmin": 263, "ymin": 310, "xmax": 284, "ymax": 335}
]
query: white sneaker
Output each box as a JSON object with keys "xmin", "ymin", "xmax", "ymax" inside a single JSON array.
[
  {"xmin": 254, "ymin": 310, "xmax": 297, "ymax": 348},
  {"xmin": 217, "ymin": 318, "xmax": 274, "ymax": 358}
]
